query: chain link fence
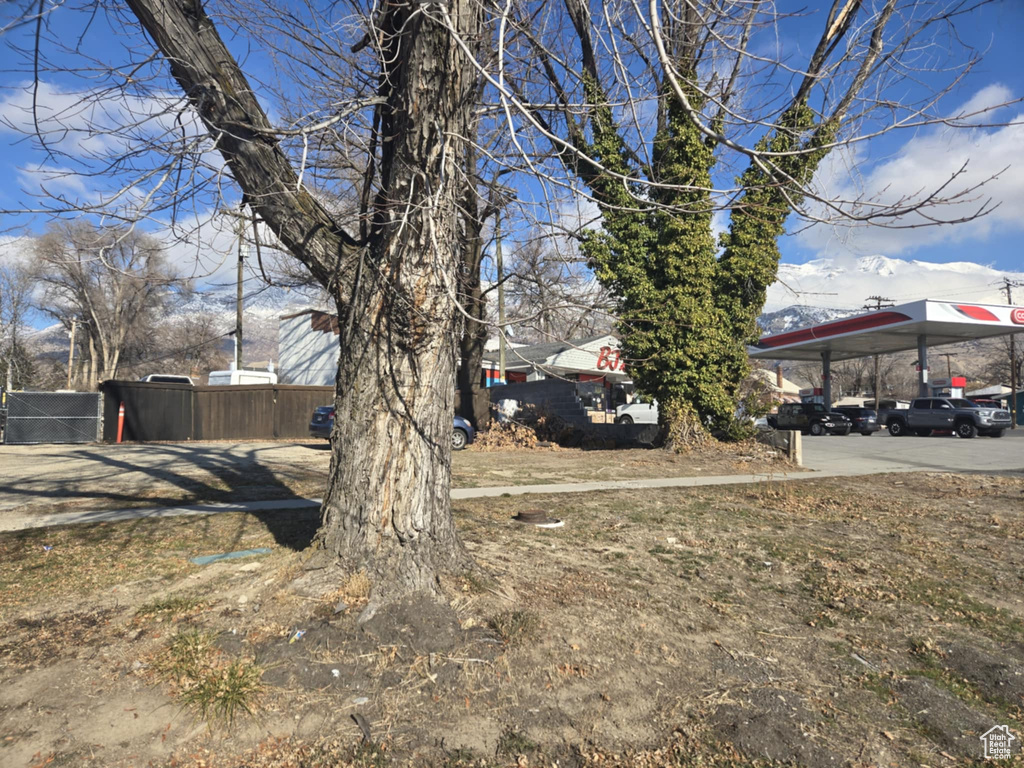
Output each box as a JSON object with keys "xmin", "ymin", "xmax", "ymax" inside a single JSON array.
[{"xmin": 3, "ymin": 392, "xmax": 102, "ymax": 445}]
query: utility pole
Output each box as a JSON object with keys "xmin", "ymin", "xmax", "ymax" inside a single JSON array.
[
  {"xmin": 936, "ymin": 352, "xmax": 956, "ymax": 380},
  {"xmin": 863, "ymin": 296, "xmax": 895, "ymax": 411},
  {"xmin": 66, "ymin": 319, "xmax": 77, "ymax": 390},
  {"xmin": 235, "ymin": 208, "xmax": 245, "ymax": 371},
  {"xmin": 1003, "ymin": 278, "xmax": 1022, "ymax": 429},
  {"xmin": 496, "ymin": 208, "xmax": 505, "ymax": 383}
]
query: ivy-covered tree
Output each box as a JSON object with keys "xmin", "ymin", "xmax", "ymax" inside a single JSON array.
[{"xmin": 519, "ymin": 0, "xmax": 985, "ymax": 443}]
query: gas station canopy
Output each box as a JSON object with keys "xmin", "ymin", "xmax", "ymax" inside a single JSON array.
[
  {"xmin": 750, "ymin": 300, "xmax": 1024, "ymax": 363},
  {"xmin": 749, "ymin": 299, "xmax": 1024, "ymax": 404}
]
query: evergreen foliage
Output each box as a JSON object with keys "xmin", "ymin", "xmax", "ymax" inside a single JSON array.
[{"xmin": 574, "ymin": 76, "xmax": 836, "ymax": 442}]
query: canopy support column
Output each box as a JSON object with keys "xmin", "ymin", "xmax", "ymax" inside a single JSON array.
[
  {"xmin": 917, "ymin": 334, "xmax": 929, "ymax": 398},
  {"xmin": 821, "ymin": 350, "xmax": 832, "ymax": 407}
]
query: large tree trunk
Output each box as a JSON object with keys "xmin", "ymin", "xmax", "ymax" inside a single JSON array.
[
  {"xmin": 319, "ymin": 0, "xmax": 482, "ymax": 603},
  {"xmin": 126, "ymin": 0, "xmax": 483, "ymax": 605}
]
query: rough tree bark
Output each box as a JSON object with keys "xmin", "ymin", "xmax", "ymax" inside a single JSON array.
[
  {"xmin": 125, "ymin": 0, "xmax": 483, "ymax": 605},
  {"xmin": 457, "ymin": 225, "xmax": 490, "ymax": 430},
  {"xmin": 456, "ymin": 140, "xmax": 496, "ymax": 431}
]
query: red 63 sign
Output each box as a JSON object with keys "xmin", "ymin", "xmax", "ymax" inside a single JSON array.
[
  {"xmin": 596, "ymin": 346, "xmax": 627, "ymax": 372},
  {"xmin": 1011, "ymin": 307, "xmax": 1024, "ymax": 325}
]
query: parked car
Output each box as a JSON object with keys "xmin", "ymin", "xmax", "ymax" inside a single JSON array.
[
  {"xmin": 309, "ymin": 406, "xmax": 476, "ymax": 450},
  {"xmin": 767, "ymin": 402, "xmax": 852, "ymax": 436},
  {"xmin": 614, "ymin": 401, "xmax": 658, "ymax": 425},
  {"xmin": 885, "ymin": 397, "xmax": 1010, "ymax": 438},
  {"xmin": 450, "ymin": 416, "xmax": 475, "ymax": 450},
  {"xmin": 968, "ymin": 398, "xmax": 1003, "ymax": 409},
  {"xmin": 139, "ymin": 374, "xmax": 195, "ymax": 385},
  {"xmin": 833, "ymin": 406, "xmax": 881, "ymax": 436}
]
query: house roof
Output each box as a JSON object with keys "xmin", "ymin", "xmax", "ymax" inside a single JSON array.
[
  {"xmin": 967, "ymin": 384, "xmax": 1012, "ymax": 398},
  {"xmin": 483, "ymin": 337, "xmax": 527, "ymax": 352},
  {"xmin": 752, "ymin": 368, "xmax": 802, "ymax": 394},
  {"xmin": 482, "ymin": 335, "xmax": 615, "ymax": 367},
  {"xmin": 279, "ymin": 307, "xmax": 333, "ymax": 321}
]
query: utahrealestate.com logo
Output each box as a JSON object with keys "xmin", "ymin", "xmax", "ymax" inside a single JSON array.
[{"xmin": 980, "ymin": 725, "xmax": 1018, "ymax": 760}]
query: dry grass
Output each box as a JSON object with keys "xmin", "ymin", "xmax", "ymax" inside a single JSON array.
[
  {"xmin": 0, "ymin": 507, "xmax": 316, "ymax": 619},
  {"xmin": 452, "ymin": 444, "xmax": 793, "ymax": 488},
  {"xmin": 341, "ymin": 569, "xmax": 371, "ymax": 600},
  {"xmin": 135, "ymin": 594, "xmax": 204, "ymax": 619},
  {"xmin": 1, "ymin": 470, "xmax": 1023, "ymax": 767}
]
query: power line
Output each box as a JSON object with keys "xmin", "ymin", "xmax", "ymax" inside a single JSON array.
[
  {"xmin": 935, "ymin": 351, "xmax": 957, "ymax": 380},
  {"xmin": 862, "ymin": 296, "xmax": 895, "ymax": 311},
  {"xmin": 863, "ymin": 296, "xmax": 895, "ymax": 411}
]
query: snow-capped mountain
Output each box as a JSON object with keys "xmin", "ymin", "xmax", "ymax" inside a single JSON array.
[
  {"xmin": 756, "ymin": 305, "xmax": 858, "ymax": 336},
  {"xmin": 23, "ymin": 282, "xmax": 327, "ymax": 368},
  {"xmin": 766, "ymin": 254, "xmax": 1024, "ymax": 314},
  {"xmin": 177, "ymin": 282, "xmax": 327, "ymax": 319},
  {"xmin": 20, "ymin": 253, "xmax": 1024, "ymax": 369}
]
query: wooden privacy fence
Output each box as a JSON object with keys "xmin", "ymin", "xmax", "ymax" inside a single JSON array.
[{"xmin": 100, "ymin": 381, "xmax": 334, "ymax": 442}]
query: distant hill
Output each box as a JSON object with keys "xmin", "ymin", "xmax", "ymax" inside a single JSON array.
[
  {"xmin": 757, "ymin": 305, "xmax": 858, "ymax": 336},
  {"xmin": 23, "ymin": 282, "xmax": 327, "ymax": 379}
]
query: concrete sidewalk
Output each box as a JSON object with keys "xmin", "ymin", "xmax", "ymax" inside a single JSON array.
[{"xmin": 0, "ymin": 463, "xmax": 949, "ymax": 533}]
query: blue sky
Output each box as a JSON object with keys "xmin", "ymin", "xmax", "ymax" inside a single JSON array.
[
  {"xmin": 783, "ymin": 0, "xmax": 1024, "ymax": 272},
  {"xmin": 0, "ymin": 0, "xmax": 1022, "ymax": 289}
]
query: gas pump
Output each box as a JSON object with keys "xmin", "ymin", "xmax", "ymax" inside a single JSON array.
[
  {"xmin": 799, "ymin": 387, "xmax": 825, "ymax": 405},
  {"xmin": 929, "ymin": 376, "xmax": 965, "ymax": 399}
]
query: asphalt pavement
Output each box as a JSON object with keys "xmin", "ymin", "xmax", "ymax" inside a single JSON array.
[{"xmin": 799, "ymin": 425, "xmax": 1024, "ymax": 474}]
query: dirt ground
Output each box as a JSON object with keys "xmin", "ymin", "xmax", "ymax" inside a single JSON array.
[
  {"xmin": 1, "ymin": 469, "xmax": 1022, "ymax": 767},
  {"xmin": 0, "ymin": 440, "xmax": 792, "ymax": 519}
]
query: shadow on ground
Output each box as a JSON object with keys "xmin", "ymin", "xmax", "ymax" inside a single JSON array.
[{"xmin": 0, "ymin": 443, "xmax": 328, "ymax": 551}]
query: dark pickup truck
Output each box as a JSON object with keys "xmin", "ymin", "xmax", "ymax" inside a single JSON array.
[
  {"xmin": 767, "ymin": 402, "xmax": 852, "ymax": 436},
  {"xmin": 834, "ymin": 406, "xmax": 881, "ymax": 436},
  {"xmin": 886, "ymin": 397, "xmax": 1011, "ymax": 439}
]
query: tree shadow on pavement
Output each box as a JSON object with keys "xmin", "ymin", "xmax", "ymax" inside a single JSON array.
[{"xmin": 0, "ymin": 442, "xmax": 327, "ymax": 552}]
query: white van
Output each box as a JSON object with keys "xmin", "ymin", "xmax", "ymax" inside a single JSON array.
[
  {"xmin": 615, "ymin": 401, "xmax": 658, "ymax": 425},
  {"xmin": 207, "ymin": 369, "xmax": 279, "ymax": 386}
]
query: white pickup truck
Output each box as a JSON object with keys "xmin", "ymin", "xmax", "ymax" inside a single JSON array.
[
  {"xmin": 614, "ymin": 402, "xmax": 658, "ymax": 425},
  {"xmin": 207, "ymin": 369, "xmax": 279, "ymax": 386}
]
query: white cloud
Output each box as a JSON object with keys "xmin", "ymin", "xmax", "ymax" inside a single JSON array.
[
  {"xmin": 0, "ymin": 235, "xmax": 32, "ymax": 267},
  {"xmin": 0, "ymin": 80, "xmax": 222, "ymax": 216},
  {"xmin": 797, "ymin": 84, "xmax": 1024, "ymax": 256},
  {"xmin": 149, "ymin": 211, "xmax": 241, "ymax": 284},
  {"xmin": 2, "ymin": 210, "xmax": 300, "ymax": 298},
  {"xmin": 953, "ymin": 84, "xmax": 1015, "ymax": 125},
  {"xmin": 16, "ymin": 162, "xmax": 93, "ymax": 203},
  {"xmin": 0, "ymin": 80, "xmax": 197, "ymax": 158},
  {"xmin": 554, "ymin": 195, "xmax": 602, "ymax": 235}
]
